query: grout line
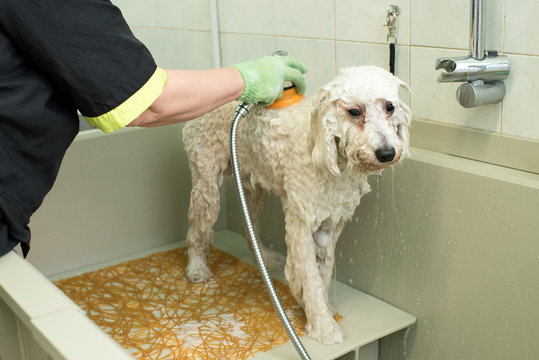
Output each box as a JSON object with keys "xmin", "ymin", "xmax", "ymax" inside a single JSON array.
[
  {"xmin": 218, "ymin": 31, "xmax": 539, "ymax": 58},
  {"xmin": 334, "ymin": 0, "xmax": 337, "ymax": 76},
  {"xmin": 502, "ymin": 0, "xmax": 507, "ymax": 53},
  {"xmin": 408, "ymin": 0, "xmax": 413, "ymax": 109},
  {"xmin": 500, "ymin": 0, "xmax": 506, "ymax": 136}
]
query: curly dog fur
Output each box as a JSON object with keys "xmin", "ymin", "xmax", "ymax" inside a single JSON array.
[{"xmin": 182, "ymin": 66, "xmax": 412, "ymax": 344}]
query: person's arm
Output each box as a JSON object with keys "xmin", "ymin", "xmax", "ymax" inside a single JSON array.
[
  {"xmin": 128, "ymin": 67, "xmax": 244, "ymax": 128},
  {"xmin": 128, "ymin": 55, "xmax": 307, "ymax": 128}
]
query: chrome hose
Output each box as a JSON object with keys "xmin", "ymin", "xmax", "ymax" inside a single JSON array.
[{"xmin": 229, "ymin": 102, "xmax": 311, "ymax": 360}]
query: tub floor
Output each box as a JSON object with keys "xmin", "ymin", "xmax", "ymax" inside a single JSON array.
[{"xmin": 50, "ymin": 230, "xmax": 415, "ymax": 360}]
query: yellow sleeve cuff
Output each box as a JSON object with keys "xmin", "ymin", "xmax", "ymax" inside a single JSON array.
[{"xmin": 83, "ymin": 67, "xmax": 168, "ymax": 133}]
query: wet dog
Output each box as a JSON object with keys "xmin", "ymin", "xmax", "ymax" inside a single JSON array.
[{"xmin": 182, "ymin": 66, "xmax": 411, "ymax": 344}]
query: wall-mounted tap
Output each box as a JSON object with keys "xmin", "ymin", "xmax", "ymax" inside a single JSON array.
[{"xmin": 435, "ymin": 0, "xmax": 509, "ymax": 108}]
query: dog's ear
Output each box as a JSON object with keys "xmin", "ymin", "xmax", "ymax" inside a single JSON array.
[
  {"xmin": 309, "ymin": 86, "xmax": 341, "ymax": 176},
  {"xmin": 395, "ymin": 79, "xmax": 412, "ymax": 158},
  {"xmin": 397, "ymin": 78, "xmax": 412, "ymax": 94}
]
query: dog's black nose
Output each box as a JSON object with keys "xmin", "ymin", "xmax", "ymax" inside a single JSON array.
[{"xmin": 375, "ymin": 147, "xmax": 396, "ymax": 163}]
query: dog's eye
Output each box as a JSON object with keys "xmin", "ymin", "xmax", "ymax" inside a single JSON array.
[
  {"xmin": 348, "ymin": 109, "xmax": 362, "ymax": 117},
  {"xmin": 386, "ymin": 103, "xmax": 395, "ymax": 113}
]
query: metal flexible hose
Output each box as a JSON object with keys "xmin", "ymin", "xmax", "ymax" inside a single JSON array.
[{"xmin": 229, "ymin": 102, "xmax": 311, "ymax": 360}]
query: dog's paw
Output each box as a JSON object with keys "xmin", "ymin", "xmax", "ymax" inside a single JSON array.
[
  {"xmin": 305, "ymin": 318, "xmax": 345, "ymax": 344},
  {"xmin": 185, "ymin": 260, "xmax": 213, "ymax": 283}
]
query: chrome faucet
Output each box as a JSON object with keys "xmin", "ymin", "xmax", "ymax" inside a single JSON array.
[{"xmin": 435, "ymin": 0, "xmax": 509, "ymax": 108}]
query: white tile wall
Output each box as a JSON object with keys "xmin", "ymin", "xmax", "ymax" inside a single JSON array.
[
  {"xmin": 182, "ymin": 30, "xmax": 214, "ymax": 70},
  {"xmin": 182, "ymin": 0, "xmax": 211, "ymax": 31},
  {"xmin": 112, "ymin": 0, "xmax": 182, "ymax": 29},
  {"xmin": 504, "ymin": 0, "xmax": 539, "ymax": 56},
  {"xmin": 131, "ymin": 27, "xmax": 187, "ymax": 69},
  {"xmin": 274, "ymin": 0, "xmax": 335, "ymax": 39},
  {"xmin": 336, "ymin": 42, "xmax": 409, "ymax": 82},
  {"xmin": 336, "ymin": 0, "xmax": 410, "ymax": 45},
  {"xmin": 112, "ymin": 0, "xmax": 539, "ymax": 142},
  {"xmin": 112, "ymin": 0, "xmax": 212, "ymax": 70},
  {"xmin": 219, "ymin": 33, "xmax": 276, "ymax": 66},
  {"xmin": 218, "ymin": 0, "xmax": 275, "ymax": 35},
  {"xmin": 501, "ymin": 54, "xmax": 539, "ymax": 139},
  {"xmin": 411, "ymin": 0, "xmax": 504, "ymax": 51}
]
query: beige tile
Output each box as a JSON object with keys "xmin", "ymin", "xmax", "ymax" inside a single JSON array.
[
  {"xmin": 501, "ymin": 55, "xmax": 539, "ymax": 140},
  {"xmin": 153, "ymin": 0, "xmax": 185, "ymax": 29},
  {"xmin": 410, "ymin": 46, "xmax": 501, "ymax": 132},
  {"xmin": 218, "ymin": 0, "xmax": 275, "ymax": 34},
  {"xmin": 220, "ymin": 33, "xmax": 276, "ymax": 67},
  {"xmin": 504, "ymin": 0, "xmax": 539, "ymax": 55},
  {"xmin": 131, "ymin": 27, "xmax": 188, "ymax": 69},
  {"xmin": 111, "ymin": 0, "xmax": 151, "ymax": 27},
  {"xmin": 411, "ymin": 0, "xmax": 504, "ymax": 52},
  {"xmin": 113, "ymin": 0, "xmax": 183, "ymax": 29},
  {"xmin": 275, "ymin": 0, "xmax": 335, "ymax": 39},
  {"xmin": 336, "ymin": 41, "xmax": 409, "ymax": 80},
  {"xmin": 182, "ymin": 0, "xmax": 211, "ymax": 31},
  {"xmin": 275, "ymin": 37, "xmax": 335, "ymax": 97},
  {"xmin": 114, "ymin": 0, "xmax": 209, "ymax": 31},
  {"xmin": 336, "ymin": 0, "xmax": 410, "ymax": 45},
  {"xmin": 182, "ymin": 31, "xmax": 214, "ymax": 70}
]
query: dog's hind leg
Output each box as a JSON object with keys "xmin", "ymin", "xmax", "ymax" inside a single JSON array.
[
  {"xmin": 241, "ymin": 183, "xmax": 285, "ymax": 271},
  {"xmin": 185, "ymin": 148, "xmax": 229, "ymax": 283}
]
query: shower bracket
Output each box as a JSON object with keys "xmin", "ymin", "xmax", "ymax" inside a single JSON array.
[{"xmin": 434, "ymin": 0, "xmax": 509, "ymax": 108}]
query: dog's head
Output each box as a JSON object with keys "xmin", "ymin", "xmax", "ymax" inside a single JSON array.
[{"xmin": 309, "ymin": 66, "xmax": 412, "ymax": 176}]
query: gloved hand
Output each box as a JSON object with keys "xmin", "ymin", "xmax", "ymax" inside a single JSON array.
[{"xmin": 232, "ymin": 55, "xmax": 307, "ymax": 106}]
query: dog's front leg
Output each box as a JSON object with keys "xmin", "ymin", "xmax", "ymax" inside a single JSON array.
[
  {"xmin": 315, "ymin": 220, "xmax": 345, "ymax": 313},
  {"xmin": 284, "ymin": 216, "xmax": 345, "ymax": 344}
]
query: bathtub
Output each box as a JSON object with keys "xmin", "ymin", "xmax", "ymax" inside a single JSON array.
[{"xmin": 0, "ymin": 126, "xmax": 416, "ymax": 360}]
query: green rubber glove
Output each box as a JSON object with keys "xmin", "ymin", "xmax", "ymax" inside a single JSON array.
[{"xmin": 232, "ymin": 55, "xmax": 308, "ymax": 106}]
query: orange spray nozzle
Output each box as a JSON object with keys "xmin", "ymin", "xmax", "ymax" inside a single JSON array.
[{"xmin": 266, "ymin": 85, "xmax": 304, "ymax": 109}]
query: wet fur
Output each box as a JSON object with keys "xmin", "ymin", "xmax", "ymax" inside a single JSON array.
[{"xmin": 182, "ymin": 66, "xmax": 411, "ymax": 344}]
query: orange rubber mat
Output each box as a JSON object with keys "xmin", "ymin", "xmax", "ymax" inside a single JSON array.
[{"xmin": 54, "ymin": 246, "xmax": 307, "ymax": 359}]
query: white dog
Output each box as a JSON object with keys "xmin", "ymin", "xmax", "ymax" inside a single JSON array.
[{"xmin": 182, "ymin": 66, "xmax": 412, "ymax": 344}]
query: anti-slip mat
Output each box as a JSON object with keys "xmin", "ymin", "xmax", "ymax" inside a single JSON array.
[{"xmin": 54, "ymin": 246, "xmax": 313, "ymax": 359}]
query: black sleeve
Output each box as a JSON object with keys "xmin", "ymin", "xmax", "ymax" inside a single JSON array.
[{"xmin": 0, "ymin": 0, "xmax": 163, "ymax": 121}]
